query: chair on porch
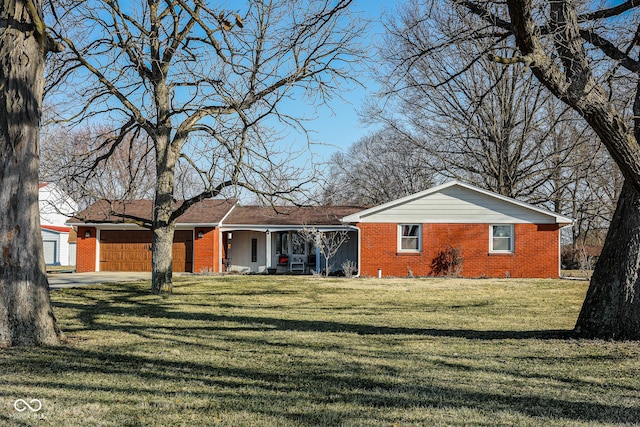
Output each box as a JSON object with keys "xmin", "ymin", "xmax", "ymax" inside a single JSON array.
[{"xmin": 276, "ymin": 255, "xmax": 289, "ymax": 274}]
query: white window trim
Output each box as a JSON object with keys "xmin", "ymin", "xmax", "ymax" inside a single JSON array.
[
  {"xmin": 398, "ymin": 224, "xmax": 422, "ymax": 253},
  {"xmin": 490, "ymin": 224, "xmax": 514, "ymax": 253}
]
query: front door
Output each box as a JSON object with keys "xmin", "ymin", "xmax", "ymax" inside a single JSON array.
[{"xmin": 290, "ymin": 231, "xmax": 309, "ymax": 273}]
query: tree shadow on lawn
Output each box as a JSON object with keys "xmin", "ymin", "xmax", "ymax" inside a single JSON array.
[
  {"xmin": 42, "ymin": 285, "xmax": 640, "ymax": 424},
  {"xmin": 2, "ymin": 343, "xmax": 639, "ymax": 426},
  {"xmin": 53, "ymin": 286, "xmax": 575, "ymax": 341}
]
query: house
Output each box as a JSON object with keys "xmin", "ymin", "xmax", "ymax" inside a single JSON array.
[
  {"xmin": 68, "ymin": 199, "xmax": 360, "ymax": 274},
  {"xmin": 342, "ymin": 180, "xmax": 572, "ymax": 278},
  {"xmin": 39, "ymin": 183, "xmax": 79, "ymax": 266},
  {"xmin": 68, "ymin": 181, "xmax": 572, "ymax": 278}
]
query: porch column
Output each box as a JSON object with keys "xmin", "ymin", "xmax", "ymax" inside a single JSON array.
[{"xmin": 266, "ymin": 230, "xmax": 272, "ymax": 269}]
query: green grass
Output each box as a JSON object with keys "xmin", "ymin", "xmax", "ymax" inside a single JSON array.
[{"xmin": 1, "ymin": 276, "xmax": 639, "ymax": 426}]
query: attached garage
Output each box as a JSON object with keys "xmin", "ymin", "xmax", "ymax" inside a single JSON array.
[
  {"xmin": 69, "ymin": 199, "xmax": 233, "ymax": 273},
  {"xmin": 99, "ymin": 230, "xmax": 193, "ymax": 272}
]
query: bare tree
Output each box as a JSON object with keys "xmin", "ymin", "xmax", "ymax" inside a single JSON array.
[
  {"xmin": 450, "ymin": 0, "xmax": 640, "ymax": 339},
  {"xmin": 0, "ymin": 0, "xmax": 64, "ymax": 346},
  {"xmin": 299, "ymin": 227, "xmax": 350, "ymax": 276},
  {"xmin": 40, "ymin": 123, "xmax": 156, "ymax": 208},
  {"xmin": 370, "ymin": 1, "xmax": 592, "ymax": 202},
  {"xmin": 47, "ymin": 0, "xmax": 364, "ymax": 293},
  {"xmin": 555, "ymin": 135, "xmax": 623, "ymax": 268},
  {"xmin": 323, "ymin": 127, "xmax": 434, "ymax": 205}
]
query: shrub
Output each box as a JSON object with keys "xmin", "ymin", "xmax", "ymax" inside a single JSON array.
[
  {"xmin": 341, "ymin": 260, "xmax": 357, "ymax": 278},
  {"xmin": 430, "ymin": 246, "xmax": 463, "ymax": 277}
]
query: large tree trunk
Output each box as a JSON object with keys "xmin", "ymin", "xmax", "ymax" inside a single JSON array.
[
  {"xmin": 151, "ymin": 149, "xmax": 177, "ymax": 294},
  {"xmin": 499, "ymin": 0, "xmax": 640, "ymax": 340},
  {"xmin": 151, "ymin": 224, "xmax": 175, "ymax": 294},
  {"xmin": 574, "ymin": 180, "xmax": 640, "ymax": 339},
  {"xmin": 574, "ymin": 80, "xmax": 640, "ymax": 340},
  {"xmin": 0, "ymin": 0, "xmax": 63, "ymax": 347}
]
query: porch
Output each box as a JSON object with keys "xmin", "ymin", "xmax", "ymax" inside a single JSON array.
[{"xmin": 220, "ymin": 227, "xmax": 358, "ymax": 275}]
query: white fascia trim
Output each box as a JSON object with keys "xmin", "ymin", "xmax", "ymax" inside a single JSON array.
[
  {"xmin": 341, "ymin": 218, "xmax": 546, "ymax": 224},
  {"xmin": 217, "ymin": 202, "xmax": 238, "ymax": 227},
  {"xmin": 220, "ymin": 225, "xmax": 358, "ymax": 232}
]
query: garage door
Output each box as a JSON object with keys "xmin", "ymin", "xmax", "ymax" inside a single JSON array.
[
  {"xmin": 99, "ymin": 230, "xmax": 193, "ymax": 272},
  {"xmin": 43, "ymin": 240, "xmax": 57, "ymax": 265}
]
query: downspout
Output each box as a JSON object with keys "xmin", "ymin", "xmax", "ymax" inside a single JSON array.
[
  {"xmin": 558, "ymin": 223, "xmax": 565, "ymax": 278},
  {"xmin": 266, "ymin": 230, "xmax": 272, "ymax": 271},
  {"xmin": 95, "ymin": 228, "xmax": 101, "ymax": 272},
  {"xmin": 354, "ymin": 225, "xmax": 361, "ymax": 278}
]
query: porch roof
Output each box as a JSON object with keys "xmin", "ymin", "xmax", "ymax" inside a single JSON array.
[{"xmin": 222, "ymin": 205, "xmax": 364, "ymax": 227}]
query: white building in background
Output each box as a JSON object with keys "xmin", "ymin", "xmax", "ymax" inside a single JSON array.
[{"xmin": 39, "ymin": 183, "xmax": 78, "ymax": 266}]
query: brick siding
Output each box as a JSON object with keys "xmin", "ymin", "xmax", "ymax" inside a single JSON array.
[
  {"xmin": 358, "ymin": 223, "xmax": 560, "ymax": 278},
  {"xmin": 193, "ymin": 227, "xmax": 219, "ymax": 273},
  {"xmin": 76, "ymin": 226, "xmax": 97, "ymax": 272}
]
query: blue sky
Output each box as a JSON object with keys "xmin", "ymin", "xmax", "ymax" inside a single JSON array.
[
  {"xmin": 287, "ymin": 0, "xmax": 393, "ymax": 167},
  {"xmin": 45, "ymin": 0, "xmax": 394, "ymax": 190}
]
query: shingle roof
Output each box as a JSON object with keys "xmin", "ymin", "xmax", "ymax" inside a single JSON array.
[
  {"xmin": 224, "ymin": 205, "xmax": 364, "ymax": 226},
  {"xmin": 68, "ymin": 199, "xmax": 236, "ymax": 225},
  {"xmin": 68, "ymin": 199, "xmax": 366, "ymax": 227}
]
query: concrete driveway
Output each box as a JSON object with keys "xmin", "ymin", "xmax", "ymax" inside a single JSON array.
[{"xmin": 48, "ymin": 272, "xmax": 152, "ymax": 289}]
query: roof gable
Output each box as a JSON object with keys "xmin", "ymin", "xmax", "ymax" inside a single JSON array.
[{"xmin": 342, "ymin": 181, "xmax": 573, "ymax": 225}]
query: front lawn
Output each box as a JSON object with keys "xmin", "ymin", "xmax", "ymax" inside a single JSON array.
[{"xmin": 1, "ymin": 276, "xmax": 639, "ymax": 426}]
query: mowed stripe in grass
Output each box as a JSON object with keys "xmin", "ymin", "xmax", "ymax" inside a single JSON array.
[{"xmin": 1, "ymin": 276, "xmax": 639, "ymax": 426}]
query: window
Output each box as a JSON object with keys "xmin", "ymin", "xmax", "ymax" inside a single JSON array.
[
  {"xmin": 251, "ymin": 238, "xmax": 258, "ymax": 262},
  {"xmin": 490, "ymin": 225, "xmax": 514, "ymax": 253},
  {"xmin": 399, "ymin": 224, "xmax": 421, "ymax": 252},
  {"xmin": 275, "ymin": 233, "xmax": 282, "ymax": 255},
  {"xmin": 276, "ymin": 232, "xmax": 289, "ymax": 255}
]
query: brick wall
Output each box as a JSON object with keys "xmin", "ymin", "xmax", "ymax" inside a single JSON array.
[
  {"xmin": 76, "ymin": 226, "xmax": 97, "ymax": 272},
  {"xmin": 358, "ymin": 223, "xmax": 560, "ymax": 278},
  {"xmin": 193, "ymin": 227, "xmax": 219, "ymax": 273}
]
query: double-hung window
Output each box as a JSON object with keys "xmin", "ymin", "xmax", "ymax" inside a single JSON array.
[
  {"xmin": 490, "ymin": 224, "xmax": 514, "ymax": 253},
  {"xmin": 399, "ymin": 224, "xmax": 421, "ymax": 252}
]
